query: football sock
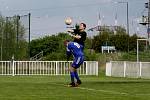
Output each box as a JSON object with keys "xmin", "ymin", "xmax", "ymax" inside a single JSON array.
[
  {"xmin": 70, "ymin": 72, "xmax": 75, "ymax": 83},
  {"xmin": 74, "ymin": 71, "xmax": 80, "ymax": 81}
]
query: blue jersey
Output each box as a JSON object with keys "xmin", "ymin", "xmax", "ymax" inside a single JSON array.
[{"xmin": 66, "ymin": 42, "xmax": 84, "ymax": 58}]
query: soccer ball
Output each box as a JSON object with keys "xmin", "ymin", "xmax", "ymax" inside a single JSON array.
[{"xmin": 65, "ymin": 17, "xmax": 72, "ymax": 25}]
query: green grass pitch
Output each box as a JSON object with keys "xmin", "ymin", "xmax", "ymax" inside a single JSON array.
[{"xmin": 0, "ymin": 75, "xmax": 150, "ymax": 100}]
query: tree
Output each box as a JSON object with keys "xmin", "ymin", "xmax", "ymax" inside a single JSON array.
[
  {"xmin": 110, "ymin": 34, "xmax": 128, "ymax": 51},
  {"xmin": 92, "ymin": 26, "xmax": 131, "ymax": 52},
  {"xmin": 30, "ymin": 33, "xmax": 72, "ymax": 60},
  {"xmin": 92, "ymin": 29, "xmax": 114, "ymax": 52},
  {"xmin": 0, "ymin": 15, "xmax": 27, "ymax": 60}
]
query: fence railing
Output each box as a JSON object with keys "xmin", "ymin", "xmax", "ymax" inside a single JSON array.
[
  {"xmin": 0, "ymin": 61, "xmax": 98, "ymax": 76},
  {"xmin": 106, "ymin": 61, "xmax": 150, "ymax": 79}
]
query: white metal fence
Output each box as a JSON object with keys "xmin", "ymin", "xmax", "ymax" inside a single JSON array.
[
  {"xmin": 106, "ymin": 61, "xmax": 150, "ymax": 79},
  {"xmin": 0, "ymin": 61, "xmax": 98, "ymax": 76}
]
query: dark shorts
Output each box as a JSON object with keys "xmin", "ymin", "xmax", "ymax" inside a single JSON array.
[{"xmin": 72, "ymin": 56, "xmax": 84, "ymax": 69}]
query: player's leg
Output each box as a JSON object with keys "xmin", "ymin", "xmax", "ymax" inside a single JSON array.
[
  {"xmin": 72, "ymin": 56, "xmax": 84, "ymax": 85},
  {"xmin": 69, "ymin": 67, "xmax": 81, "ymax": 87},
  {"xmin": 74, "ymin": 70, "xmax": 81, "ymax": 85},
  {"xmin": 74, "ymin": 70, "xmax": 80, "ymax": 81},
  {"xmin": 71, "ymin": 58, "xmax": 80, "ymax": 82},
  {"xmin": 68, "ymin": 66, "xmax": 76, "ymax": 87}
]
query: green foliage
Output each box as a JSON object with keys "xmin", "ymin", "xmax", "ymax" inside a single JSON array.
[
  {"xmin": 92, "ymin": 26, "xmax": 145, "ymax": 53},
  {"xmin": 115, "ymin": 26, "xmax": 126, "ymax": 35},
  {"xmin": 29, "ymin": 25, "xmax": 150, "ymax": 62},
  {"xmin": 30, "ymin": 33, "xmax": 72, "ymax": 60},
  {"xmin": 85, "ymin": 37, "xmax": 92, "ymax": 49},
  {"xmin": 30, "ymin": 35, "xmax": 60, "ymax": 56},
  {"xmin": 44, "ymin": 52, "xmax": 66, "ymax": 61},
  {"xmin": 0, "ymin": 15, "xmax": 28, "ymax": 60},
  {"xmin": 117, "ymin": 52, "xmax": 137, "ymax": 61},
  {"xmin": 110, "ymin": 34, "xmax": 129, "ymax": 51},
  {"xmin": 84, "ymin": 49, "xmax": 97, "ymax": 61}
]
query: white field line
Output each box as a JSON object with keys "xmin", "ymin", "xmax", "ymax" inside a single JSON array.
[
  {"xmin": 50, "ymin": 83, "xmax": 128, "ymax": 95},
  {"xmin": 50, "ymin": 83, "xmax": 150, "ymax": 96},
  {"xmin": 76, "ymin": 87, "xmax": 128, "ymax": 95},
  {"xmin": 76, "ymin": 86, "xmax": 150, "ymax": 96}
]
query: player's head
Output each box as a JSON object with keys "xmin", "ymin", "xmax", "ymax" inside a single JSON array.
[
  {"xmin": 64, "ymin": 40, "xmax": 70, "ymax": 46},
  {"xmin": 79, "ymin": 23, "xmax": 86, "ymax": 30}
]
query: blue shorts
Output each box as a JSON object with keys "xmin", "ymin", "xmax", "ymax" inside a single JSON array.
[{"xmin": 72, "ymin": 56, "xmax": 84, "ymax": 69}]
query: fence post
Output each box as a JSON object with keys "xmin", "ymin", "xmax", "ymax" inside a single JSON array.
[
  {"xmin": 56, "ymin": 61, "xmax": 58, "ymax": 75},
  {"xmin": 139, "ymin": 62, "xmax": 142, "ymax": 78},
  {"xmin": 96, "ymin": 61, "xmax": 98, "ymax": 76},
  {"xmin": 123, "ymin": 61, "xmax": 126, "ymax": 77},
  {"xmin": 11, "ymin": 56, "xmax": 15, "ymax": 76},
  {"xmin": 110, "ymin": 61, "xmax": 112, "ymax": 76},
  {"xmin": 85, "ymin": 61, "xmax": 88, "ymax": 75}
]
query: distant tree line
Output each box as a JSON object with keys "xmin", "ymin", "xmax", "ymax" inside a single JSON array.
[
  {"xmin": 30, "ymin": 26, "xmax": 146, "ymax": 61},
  {"xmin": 92, "ymin": 26, "xmax": 146, "ymax": 52},
  {"xmin": 0, "ymin": 14, "xmax": 147, "ymax": 61}
]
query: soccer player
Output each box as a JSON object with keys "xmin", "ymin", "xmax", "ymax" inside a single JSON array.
[
  {"xmin": 64, "ymin": 40, "xmax": 84, "ymax": 87},
  {"xmin": 68, "ymin": 23, "xmax": 87, "ymax": 51}
]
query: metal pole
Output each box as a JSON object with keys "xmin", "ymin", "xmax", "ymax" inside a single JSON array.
[
  {"xmin": 137, "ymin": 40, "xmax": 139, "ymax": 62},
  {"xmin": 127, "ymin": 2, "xmax": 129, "ymax": 53},
  {"xmin": 28, "ymin": 13, "xmax": 31, "ymax": 60},
  {"xmin": 16, "ymin": 15, "xmax": 20, "ymax": 60},
  {"xmin": 148, "ymin": 0, "xmax": 150, "ymax": 39},
  {"xmin": 6, "ymin": 17, "xmax": 8, "ymax": 60}
]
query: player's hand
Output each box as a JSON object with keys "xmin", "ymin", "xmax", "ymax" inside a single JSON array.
[{"xmin": 67, "ymin": 29, "xmax": 74, "ymax": 33}]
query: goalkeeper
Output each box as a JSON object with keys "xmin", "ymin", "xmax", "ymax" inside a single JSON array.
[
  {"xmin": 64, "ymin": 40, "xmax": 84, "ymax": 87},
  {"xmin": 67, "ymin": 23, "xmax": 87, "ymax": 51}
]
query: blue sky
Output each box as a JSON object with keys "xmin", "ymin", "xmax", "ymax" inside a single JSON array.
[{"xmin": 0, "ymin": 0, "xmax": 148, "ymax": 39}]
